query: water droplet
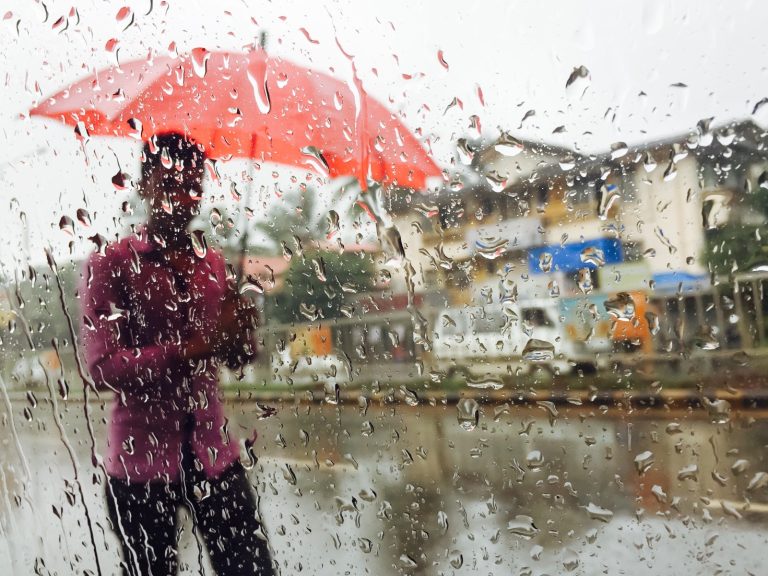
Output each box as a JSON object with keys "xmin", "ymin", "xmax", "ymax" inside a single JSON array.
[
  {"xmin": 190, "ymin": 47, "xmax": 210, "ymax": 78},
  {"xmin": 634, "ymin": 450, "xmax": 654, "ymax": 475},
  {"xmin": 538, "ymin": 252, "xmax": 553, "ymax": 273},
  {"xmin": 378, "ymin": 225, "xmax": 406, "ymax": 265},
  {"xmin": 160, "ymin": 147, "xmax": 173, "ymax": 169},
  {"xmin": 73, "ymin": 120, "xmax": 90, "ymax": 142},
  {"xmin": 677, "ymin": 464, "xmax": 699, "ymax": 481},
  {"xmin": 190, "ymin": 229, "xmax": 207, "ymax": 258},
  {"xmin": 721, "ymin": 500, "xmax": 743, "ymax": 520},
  {"xmin": 89, "ymin": 234, "xmax": 107, "ymax": 255},
  {"xmin": 731, "ymin": 459, "xmax": 750, "ymax": 476},
  {"xmin": 358, "ymin": 538, "xmax": 373, "ymax": 553},
  {"xmin": 565, "ymin": 65, "xmax": 590, "ymax": 97},
  {"xmin": 456, "ymin": 398, "xmax": 479, "ymax": 431},
  {"xmin": 312, "ymin": 258, "xmax": 327, "ymax": 282},
  {"xmin": 694, "ymin": 326, "xmax": 720, "ymax": 350},
  {"xmin": 484, "ymin": 170, "xmax": 508, "ymax": 192},
  {"xmin": 300, "ymin": 302, "xmax": 320, "ymax": 322},
  {"xmin": 746, "ymin": 472, "xmax": 768, "ymax": 491},
  {"xmin": 239, "ymin": 278, "xmax": 264, "ymax": 295},
  {"xmin": 562, "ymin": 549, "xmax": 580, "ymax": 572},
  {"xmin": 209, "ymin": 207, "xmax": 222, "ymax": 227},
  {"xmin": 494, "ymin": 132, "xmax": 523, "ymax": 156},
  {"xmin": 580, "ymin": 245, "xmax": 605, "ymax": 267},
  {"xmin": 112, "ymin": 170, "xmax": 129, "ymax": 190},
  {"xmin": 507, "ymin": 515, "xmax": 538, "ymax": 538},
  {"xmin": 466, "ymin": 376, "xmax": 504, "ymax": 390},
  {"xmin": 58, "ymin": 377, "xmax": 69, "ymax": 400},
  {"xmin": 76, "ymin": 208, "xmax": 91, "ymax": 227},
  {"xmin": 246, "ymin": 57, "xmax": 271, "ymax": 114},
  {"xmin": 522, "ymin": 338, "xmax": 555, "ymax": 362},
  {"xmin": 598, "ymin": 184, "xmax": 620, "ymax": 220},
  {"xmin": 475, "ymin": 236, "xmax": 508, "ymax": 260},
  {"xmin": 282, "ymin": 463, "xmax": 297, "ymax": 485},
  {"xmin": 282, "ymin": 242, "xmax": 293, "ymax": 261},
  {"xmin": 300, "ymin": 146, "xmax": 330, "ymax": 177},
  {"xmin": 645, "ymin": 311, "xmax": 660, "ymax": 335},
  {"xmin": 610, "ymin": 142, "xmax": 628, "ymax": 159},
  {"xmin": 204, "ymin": 158, "xmax": 220, "ymax": 182},
  {"xmin": 665, "ymin": 422, "xmax": 682, "ymax": 435},
  {"xmin": 536, "ymin": 400, "xmax": 560, "ymax": 426},
  {"xmin": 437, "ymin": 49, "xmax": 449, "ymax": 70},
  {"xmin": 651, "ymin": 484, "xmax": 668, "ymax": 503},
  {"xmin": 526, "ymin": 449, "xmax": 544, "ymax": 470},
  {"xmin": 663, "ymin": 161, "xmax": 677, "ymax": 181},
  {"xmin": 400, "ymin": 386, "xmax": 419, "ymax": 406},
  {"xmin": 253, "ymin": 403, "xmax": 277, "ymax": 419},
  {"xmin": 559, "ymin": 155, "xmax": 576, "ymax": 170},
  {"xmin": 717, "ymin": 128, "xmax": 736, "ymax": 146},
  {"xmin": 456, "ymin": 138, "xmax": 475, "ymax": 165},
  {"xmin": 324, "ymin": 381, "xmax": 339, "ymax": 404},
  {"xmin": 59, "ymin": 215, "xmax": 74, "ymax": 236},
  {"xmin": 702, "ymin": 397, "xmax": 731, "ymax": 424},
  {"xmin": 585, "ymin": 502, "xmax": 614, "ymax": 523},
  {"xmin": 604, "ymin": 292, "xmax": 635, "ymax": 321},
  {"xmin": 115, "ymin": 6, "xmax": 132, "ymax": 22},
  {"xmin": 576, "ymin": 268, "xmax": 593, "ymax": 294},
  {"xmin": 437, "ymin": 510, "xmax": 449, "ymax": 534}
]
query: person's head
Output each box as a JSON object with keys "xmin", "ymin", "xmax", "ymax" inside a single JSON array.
[{"xmin": 139, "ymin": 132, "xmax": 206, "ymax": 244}]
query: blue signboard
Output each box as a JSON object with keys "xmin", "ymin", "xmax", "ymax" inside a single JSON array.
[{"xmin": 528, "ymin": 238, "xmax": 623, "ymax": 274}]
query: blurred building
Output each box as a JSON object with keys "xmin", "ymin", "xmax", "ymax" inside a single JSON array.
[
  {"xmin": 377, "ymin": 120, "xmax": 768, "ymax": 358},
  {"xmin": 385, "ymin": 120, "xmax": 765, "ymax": 294}
]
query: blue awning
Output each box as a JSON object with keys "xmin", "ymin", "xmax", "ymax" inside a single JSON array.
[
  {"xmin": 528, "ymin": 238, "xmax": 623, "ymax": 274},
  {"xmin": 651, "ymin": 271, "xmax": 710, "ymax": 294}
]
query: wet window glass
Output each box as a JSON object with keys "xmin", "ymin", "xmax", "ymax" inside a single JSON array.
[{"xmin": 2, "ymin": 2, "xmax": 768, "ymax": 575}]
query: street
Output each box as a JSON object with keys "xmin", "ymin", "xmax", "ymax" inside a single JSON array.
[{"xmin": 2, "ymin": 395, "xmax": 767, "ymax": 575}]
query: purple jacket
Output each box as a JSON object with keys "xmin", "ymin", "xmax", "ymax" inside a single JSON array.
[{"xmin": 80, "ymin": 229, "xmax": 243, "ymax": 483}]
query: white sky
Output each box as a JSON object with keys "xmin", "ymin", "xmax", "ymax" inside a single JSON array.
[{"xmin": 1, "ymin": 0, "xmax": 767, "ymax": 271}]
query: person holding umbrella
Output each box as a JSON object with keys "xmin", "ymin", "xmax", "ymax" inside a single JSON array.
[
  {"xmin": 80, "ymin": 132, "xmax": 275, "ymax": 576},
  {"xmin": 33, "ymin": 46, "xmax": 440, "ymax": 575}
]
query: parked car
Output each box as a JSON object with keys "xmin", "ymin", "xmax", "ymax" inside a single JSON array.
[{"xmin": 431, "ymin": 300, "xmax": 573, "ymax": 378}]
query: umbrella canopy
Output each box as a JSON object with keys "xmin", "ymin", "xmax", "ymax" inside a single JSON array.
[{"xmin": 30, "ymin": 47, "xmax": 441, "ymax": 189}]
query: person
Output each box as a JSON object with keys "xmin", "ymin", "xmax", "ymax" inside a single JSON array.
[{"xmin": 80, "ymin": 132, "xmax": 275, "ymax": 576}]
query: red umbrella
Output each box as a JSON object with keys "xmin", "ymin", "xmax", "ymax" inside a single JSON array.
[{"xmin": 29, "ymin": 47, "xmax": 441, "ymax": 190}]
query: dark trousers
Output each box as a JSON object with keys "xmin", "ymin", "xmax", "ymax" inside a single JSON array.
[{"xmin": 105, "ymin": 462, "xmax": 275, "ymax": 575}]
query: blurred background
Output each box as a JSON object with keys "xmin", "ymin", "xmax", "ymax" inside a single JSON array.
[{"xmin": 2, "ymin": 1, "xmax": 768, "ymax": 574}]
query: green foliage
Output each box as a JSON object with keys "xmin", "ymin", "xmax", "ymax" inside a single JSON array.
[
  {"xmin": 267, "ymin": 250, "xmax": 374, "ymax": 324},
  {"xmin": 705, "ymin": 187, "xmax": 768, "ymax": 275},
  {"xmin": 705, "ymin": 225, "xmax": 767, "ymax": 275}
]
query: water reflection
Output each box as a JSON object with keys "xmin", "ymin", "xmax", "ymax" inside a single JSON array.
[{"xmin": 2, "ymin": 400, "xmax": 767, "ymax": 574}]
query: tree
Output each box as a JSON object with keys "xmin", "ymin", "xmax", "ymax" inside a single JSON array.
[
  {"xmin": 267, "ymin": 250, "xmax": 374, "ymax": 324},
  {"xmin": 705, "ymin": 186, "xmax": 768, "ymax": 275}
]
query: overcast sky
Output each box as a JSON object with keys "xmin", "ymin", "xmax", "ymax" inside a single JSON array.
[{"xmin": 1, "ymin": 0, "xmax": 767, "ymax": 271}]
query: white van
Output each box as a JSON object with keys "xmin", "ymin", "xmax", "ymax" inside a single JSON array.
[{"xmin": 431, "ymin": 300, "xmax": 572, "ymax": 378}]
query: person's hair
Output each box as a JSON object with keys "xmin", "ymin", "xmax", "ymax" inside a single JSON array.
[{"xmin": 140, "ymin": 132, "xmax": 206, "ymax": 183}]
